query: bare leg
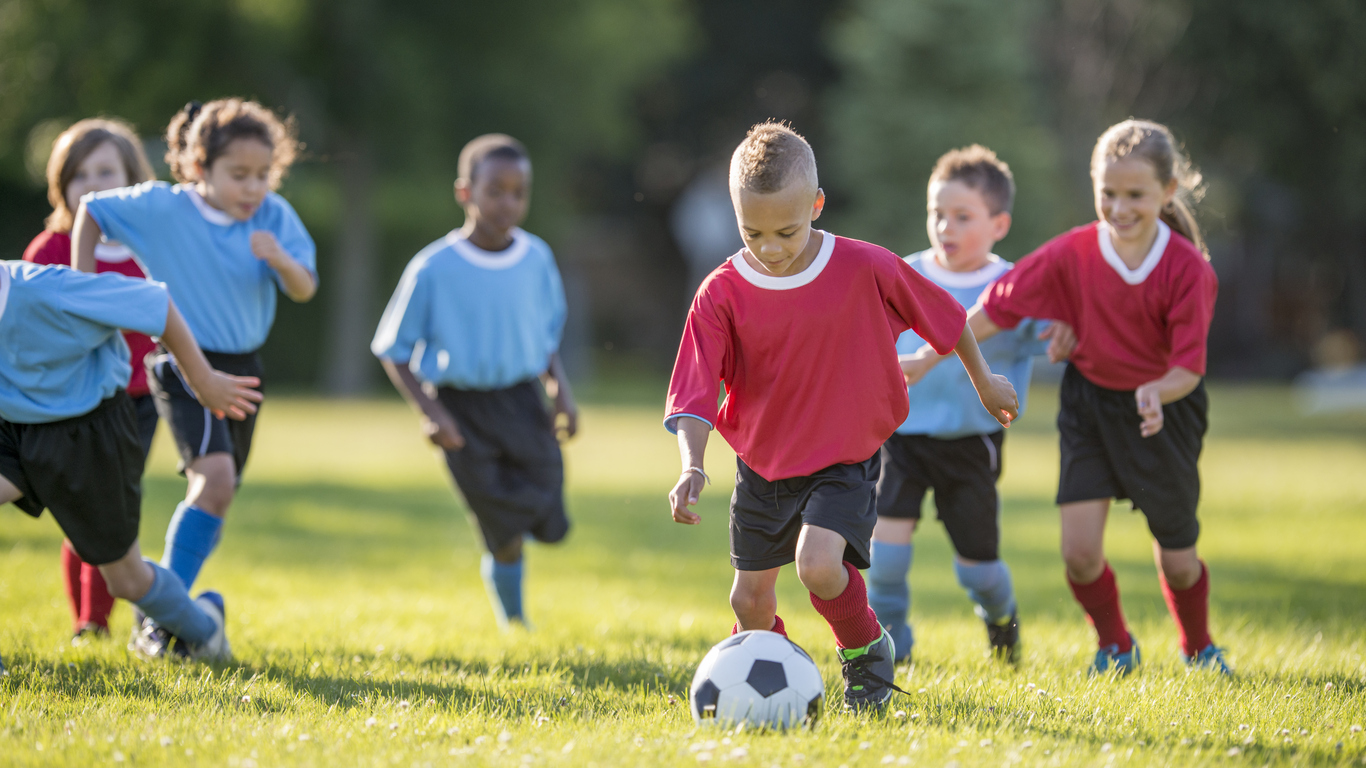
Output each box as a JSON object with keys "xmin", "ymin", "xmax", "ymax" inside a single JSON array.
[
  {"xmin": 795, "ymin": 525, "xmax": 851, "ymax": 600},
  {"xmin": 1060, "ymin": 499, "xmax": 1110, "ymax": 583},
  {"xmin": 730, "ymin": 568, "xmax": 781, "ymax": 630},
  {"xmin": 184, "ymin": 453, "xmax": 236, "ymax": 518},
  {"xmin": 870, "ymin": 517, "xmax": 915, "ymax": 546},
  {"xmin": 95, "ymin": 541, "xmax": 156, "ymax": 601},
  {"xmin": 1152, "ymin": 541, "xmax": 1201, "ymax": 589}
]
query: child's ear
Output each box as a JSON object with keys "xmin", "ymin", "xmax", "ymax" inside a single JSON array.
[
  {"xmin": 454, "ymin": 179, "xmax": 471, "ymax": 205},
  {"xmin": 811, "ymin": 188, "xmax": 826, "ymax": 221},
  {"xmin": 991, "ymin": 211, "xmax": 1012, "ymax": 242}
]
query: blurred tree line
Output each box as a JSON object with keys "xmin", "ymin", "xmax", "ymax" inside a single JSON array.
[{"xmin": 1, "ymin": 0, "xmax": 1362, "ymax": 389}]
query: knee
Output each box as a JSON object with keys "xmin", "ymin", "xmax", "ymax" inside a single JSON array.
[
  {"xmin": 795, "ymin": 552, "xmax": 845, "ymax": 596},
  {"xmin": 188, "ymin": 467, "xmax": 236, "ymax": 516},
  {"xmin": 492, "ymin": 537, "xmax": 523, "ymax": 564},
  {"xmin": 1060, "ymin": 543, "xmax": 1104, "ymax": 582},
  {"xmin": 729, "ymin": 585, "xmax": 774, "ymax": 620}
]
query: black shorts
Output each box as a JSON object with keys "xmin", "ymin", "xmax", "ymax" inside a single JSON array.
[
  {"xmin": 437, "ymin": 381, "xmax": 568, "ymax": 553},
  {"xmin": 132, "ymin": 393, "xmax": 159, "ymax": 471},
  {"xmin": 730, "ymin": 453, "xmax": 880, "ymax": 571},
  {"xmin": 1057, "ymin": 364, "xmax": 1207, "ymax": 549},
  {"xmin": 0, "ymin": 391, "xmax": 143, "ymax": 565},
  {"xmin": 876, "ymin": 431, "xmax": 1005, "ymax": 562},
  {"xmin": 147, "ymin": 348, "xmax": 263, "ymax": 480}
]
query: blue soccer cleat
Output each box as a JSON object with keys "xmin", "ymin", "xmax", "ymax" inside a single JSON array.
[
  {"xmin": 1182, "ymin": 643, "xmax": 1232, "ymax": 675},
  {"xmin": 1091, "ymin": 634, "xmax": 1140, "ymax": 676}
]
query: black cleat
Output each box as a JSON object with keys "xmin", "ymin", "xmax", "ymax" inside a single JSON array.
[
  {"xmin": 839, "ymin": 628, "xmax": 903, "ymax": 712},
  {"xmin": 987, "ymin": 610, "xmax": 1021, "ymax": 664},
  {"xmin": 130, "ymin": 616, "xmax": 173, "ymax": 660}
]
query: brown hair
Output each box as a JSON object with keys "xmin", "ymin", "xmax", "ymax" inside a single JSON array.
[
  {"xmin": 44, "ymin": 118, "xmax": 153, "ymax": 233},
  {"xmin": 729, "ymin": 121, "xmax": 818, "ymax": 194},
  {"xmin": 166, "ymin": 98, "xmax": 299, "ymax": 188},
  {"xmin": 1091, "ymin": 119, "xmax": 1206, "ymax": 256},
  {"xmin": 458, "ymin": 133, "xmax": 529, "ymax": 182},
  {"xmin": 929, "ymin": 144, "xmax": 1015, "ymax": 215}
]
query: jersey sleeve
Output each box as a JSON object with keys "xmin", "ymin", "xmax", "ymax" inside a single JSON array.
[
  {"xmin": 980, "ymin": 235, "xmax": 1073, "ymax": 331},
  {"xmin": 370, "ymin": 256, "xmax": 432, "ymax": 363},
  {"xmin": 883, "ymin": 256, "xmax": 967, "ymax": 355},
  {"xmin": 1166, "ymin": 259, "xmax": 1218, "ymax": 376},
  {"xmin": 59, "ymin": 271, "xmax": 169, "ymax": 338},
  {"xmin": 82, "ymin": 182, "xmax": 168, "ymax": 270},
  {"xmin": 664, "ymin": 287, "xmax": 731, "ymax": 433},
  {"xmin": 267, "ymin": 194, "xmax": 318, "ymax": 285},
  {"xmin": 22, "ymin": 231, "xmax": 72, "ymax": 267}
]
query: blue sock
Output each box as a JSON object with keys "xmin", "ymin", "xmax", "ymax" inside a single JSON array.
[
  {"xmin": 955, "ymin": 559, "xmax": 1017, "ymax": 624},
  {"xmin": 867, "ymin": 540, "xmax": 914, "ymax": 653},
  {"xmin": 161, "ymin": 503, "xmax": 222, "ymax": 589},
  {"xmin": 133, "ymin": 561, "xmax": 214, "ymax": 645},
  {"xmin": 480, "ymin": 554, "xmax": 524, "ymax": 625}
]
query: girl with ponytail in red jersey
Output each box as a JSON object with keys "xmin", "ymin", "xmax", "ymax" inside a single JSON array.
[{"xmin": 904, "ymin": 120, "xmax": 1226, "ymax": 675}]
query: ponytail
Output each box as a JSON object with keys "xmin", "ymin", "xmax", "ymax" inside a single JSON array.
[
  {"xmin": 164, "ymin": 101, "xmax": 202, "ymax": 184},
  {"xmin": 1092, "ymin": 119, "xmax": 1208, "ymax": 259},
  {"xmin": 164, "ymin": 98, "xmax": 298, "ymax": 187}
]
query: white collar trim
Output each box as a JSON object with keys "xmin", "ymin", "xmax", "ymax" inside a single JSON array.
[
  {"xmin": 730, "ymin": 230, "xmax": 835, "ymax": 290},
  {"xmin": 0, "ymin": 264, "xmax": 10, "ymax": 325},
  {"xmin": 182, "ymin": 185, "xmax": 236, "ymax": 227},
  {"xmin": 446, "ymin": 228, "xmax": 530, "ymax": 270},
  {"xmin": 95, "ymin": 242, "xmax": 135, "ymax": 263},
  {"xmin": 1098, "ymin": 220, "xmax": 1170, "ymax": 285},
  {"xmin": 915, "ymin": 250, "xmax": 1009, "ymax": 288}
]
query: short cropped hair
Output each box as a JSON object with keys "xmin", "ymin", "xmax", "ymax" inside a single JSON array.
[
  {"xmin": 458, "ymin": 133, "xmax": 529, "ymax": 182},
  {"xmin": 928, "ymin": 145, "xmax": 1015, "ymax": 215},
  {"xmin": 729, "ymin": 121, "xmax": 818, "ymax": 195}
]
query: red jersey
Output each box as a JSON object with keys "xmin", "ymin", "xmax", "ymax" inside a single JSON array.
[
  {"xmin": 665, "ymin": 232, "xmax": 967, "ymax": 481},
  {"xmin": 981, "ymin": 221, "xmax": 1218, "ymax": 391},
  {"xmin": 23, "ymin": 230, "xmax": 158, "ymax": 397}
]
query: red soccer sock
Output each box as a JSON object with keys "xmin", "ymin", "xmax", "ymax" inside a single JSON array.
[
  {"xmin": 731, "ymin": 615, "xmax": 787, "ymax": 637},
  {"xmin": 809, "ymin": 561, "xmax": 882, "ymax": 650},
  {"xmin": 79, "ymin": 561, "xmax": 116, "ymax": 630},
  {"xmin": 1160, "ymin": 560, "xmax": 1211, "ymax": 657},
  {"xmin": 1067, "ymin": 562, "xmax": 1132, "ymax": 652},
  {"xmin": 60, "ymin": 541, "xmax": 84, "ymax": 631}
]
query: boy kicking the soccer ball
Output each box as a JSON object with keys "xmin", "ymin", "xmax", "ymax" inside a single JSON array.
[
  {"xmin": 665, "ymin": 122, "xmax": 1018, "ymax": 711},
  {"xmin": 0, "ymin": 260, "xmax": 261, "ymax": 660}
]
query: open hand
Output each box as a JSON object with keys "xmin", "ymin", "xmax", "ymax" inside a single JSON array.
[
  {"xmin": 423, "ymin": 412, "xmax": 465, "ymax": 451},
  {"xmin": 668, "ymin": 471, "xmax": 706, "ymax": 525},
  {"xmin": 250, "ymin": 231, "xmax": 286, "ymax": 267},
  {"xmin": 978, "ymin": 373, "xmax": 1019, "ymax": 427},
  {"xmin": 1135, "ymin": 383, "xmax": 1164, "ymax": 437},
  {"xmin": 1038, "ymin": 321, "xmax": 1078, "ymax": 363},
  {"xmin": 195, "ymin": 372, "xmax": 263, "ymax": 421},
  {"xmin": 900, "ymin": 353, "xmax": 938, "ymax": 387}
]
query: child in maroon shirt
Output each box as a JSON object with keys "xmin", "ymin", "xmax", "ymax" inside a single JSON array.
[
  {"xmin": 905, "ymin": 120, "xmax": 1225, "ymax": 675},
  {"xmin": 22, "ymin": 118, "xmax": 158, "ymax": 641},
  {"xmin": 666, "ymin": 122, "xmax": 1018, "ymax": 711}
]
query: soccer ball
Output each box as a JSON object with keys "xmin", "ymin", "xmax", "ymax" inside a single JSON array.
[{"xmin": 689, "ymin": 630, "xmax": 825, "ymax": 730}]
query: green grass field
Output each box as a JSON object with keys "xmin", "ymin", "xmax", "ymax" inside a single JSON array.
[{"xmin": 2, "ymin": 384, "xmax": 1364, "ymax": 767}]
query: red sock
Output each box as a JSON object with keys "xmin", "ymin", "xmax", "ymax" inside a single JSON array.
[
  {"xmin": 1067, "ymin": 563, "xmax": 1132, "ymax": 652},
  {"xmin": 60, "ymin": 541, "xmax": 84, "ymax": 632},
  {"xmin": 79, "ymin": 561, "xmax": 116, "ymax": 630},
  {"xmin": 731, "ymin": 615, "xmax": 787, "ymax": 637},
  {"xmin": 1161, "ymin": 561, "xmax": 1211, "ymax": 657},
  {"xmin": 809, "ymin": 561, "xmax": 882, "ymax": 650}
]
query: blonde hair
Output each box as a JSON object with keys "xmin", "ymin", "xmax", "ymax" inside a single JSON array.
[
  {"xmin": 1091, "ymin": 119, "xmax": 1206, "ymax": 257},
  {"xmin": 166, "ymin": 98, "xmax": 299, "ymax": 188},
  {"xmin": 44, "ymin": 118, "xmax": 153, "ymax": 233},
  {"xmin": 729, "ymin": 121, "xmax": 818, "ymax": 195}
]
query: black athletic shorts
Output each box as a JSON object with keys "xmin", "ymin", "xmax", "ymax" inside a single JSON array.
[
  {"xmin": 876, "ymin": 431, "xmax": 1005, "ymax": 562},
  {"xmin": 730, "ymin": 453, "xmax": 880, "ymax": 571},
  {"xmin": 1057, "ymin": 363, "xmax": 1207, "ymax": 549},
  {"xmin": 437, "ymin": 381, "xmax": 569, "ymax": 553},
  {"xmin": 132, "ymin": 392, "xmax": 159, "ymax": 471},
  {"xmin": 147, "ymin": 347, "xmax": 263, "ymax": 480},
  {"xmin": 0, "ymin": 390, "xmax": 143, "ymax": 565}
]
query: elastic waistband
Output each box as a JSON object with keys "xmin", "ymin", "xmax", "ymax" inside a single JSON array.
[{"xmin": 437, "ymin": 378, "xmax": 539, "ymax": 396}]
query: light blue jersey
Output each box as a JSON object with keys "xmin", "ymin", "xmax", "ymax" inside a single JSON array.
[
  {"xmin": 83, "ymin": 181, "xmax": 316, "ymax": 354},
  {"xmin": 898, "ymin": 251, "xmax": 1049, "ymax": 438},
  {"xmin": 371, "ymin": 228, "xmax": 567, "ymax": 390},
  {"xmin": 0, "ymin": 261, "xmax": 168, "ymax": 424}
]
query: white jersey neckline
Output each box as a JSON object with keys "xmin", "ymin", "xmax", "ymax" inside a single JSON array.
[
  {"xmin": 1097, "ymin": 220, "xmax": 1170, "ymax": 285},
  {"xmin": 730, "ymin": 230, "xmax": 835, "ymax": 290},
  {"xmin": 914, "ymin": 250, "xmax": 1009, "ymax": 288},
  {"xmin": 446, "ymin": 228, "xmax": 530, "ymax": 270},
  {"xmin": 182, "ymin": 185, "xmax": 237, "ymax": 227}
]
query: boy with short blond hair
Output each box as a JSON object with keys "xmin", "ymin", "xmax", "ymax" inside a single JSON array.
[
  {"xmin": 868, "ymin": 145, "xmax": 1075, "ymax": 665},
  {"xmin": 665, "ymin": 123, "xmax": 1019, "ymax": 711}
]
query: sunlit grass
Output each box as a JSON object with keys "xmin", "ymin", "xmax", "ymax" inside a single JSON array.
[{"xmin": 1, "ymin": 384, "xmax": 1363, "ymax": 766}]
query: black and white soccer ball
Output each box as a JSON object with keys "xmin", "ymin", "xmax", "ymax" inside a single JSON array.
[{"xmin": 689, "ymin": 630, "xmax": 825, "ymax": 730}]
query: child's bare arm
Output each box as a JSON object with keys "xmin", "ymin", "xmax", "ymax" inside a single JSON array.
[
  {"xmin": 160, "ymin": 300, "xmax": 263, "ymax": 420},
  {"xmin": 902, "ymin": 306, "xmax": 1004, "ymax": 385},
  {"xmin": 379, "ymin": 358, "xmax": 464, "ymax": 450},
  {"xmin": 1134, "ymin": 366, "xmax": 1201, "ymax": 438},
  {"xmin": 71, "ymin": 203, "xmax": 102, "ymax": 273},
  {"xmin": 952, "ymin": 322, "xmax": 1019, "ymax": 427},
  {"xmin": 668, "ymin": 416, "xmax": 711, "ymax": 525},
  {"xmin": 542, "ymin": 351, "xmax": 579, "ymax": 441},
  {"xmin": 251, "ymin": 231, "xmax": 317, "ymax": 302}
]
